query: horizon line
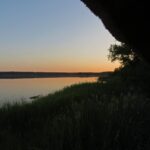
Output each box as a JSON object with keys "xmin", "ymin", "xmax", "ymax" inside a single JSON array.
[{"xmin": 0, "ymin": 71, "xmax": 113, "ymax": 73}]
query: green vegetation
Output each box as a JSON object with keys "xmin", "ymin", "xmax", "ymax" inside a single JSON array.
[{"xmin": 0, "ymin": 43, "xmax": 150, "ymax": 150}]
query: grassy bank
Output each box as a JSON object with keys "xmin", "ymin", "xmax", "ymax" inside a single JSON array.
[{"xmin": 0, "ymin": 67, "xmax": 150, "ymax": 149}]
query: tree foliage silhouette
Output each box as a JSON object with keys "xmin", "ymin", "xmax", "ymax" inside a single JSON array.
[{"xmin": 108, "ymin": 43, "xmax": 139, "ymax": 67}]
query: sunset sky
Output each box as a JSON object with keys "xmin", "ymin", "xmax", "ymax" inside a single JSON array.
[{"xmin": 0, "ymin": 0, "xmax": 119, "ymax": 72}]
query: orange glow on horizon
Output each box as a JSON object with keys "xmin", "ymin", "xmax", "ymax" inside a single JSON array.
[{"xmin": 0, "ymin": 61, "xmax": 120, "ymax": 72}]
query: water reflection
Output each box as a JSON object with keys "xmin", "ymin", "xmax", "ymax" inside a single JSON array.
[{"xmin": 0, "ymin": 77, "xmax": 96, "ymax": 104}]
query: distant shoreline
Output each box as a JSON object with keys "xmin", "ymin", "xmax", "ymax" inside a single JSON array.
[{"xmin": 0, "ymin": 71, "xmax": 112, "ymax": 79}]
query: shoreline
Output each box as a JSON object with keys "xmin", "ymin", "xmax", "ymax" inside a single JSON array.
[{"xmin": 0, "ymin": 71, "xmax": 112, "ymax": 79}]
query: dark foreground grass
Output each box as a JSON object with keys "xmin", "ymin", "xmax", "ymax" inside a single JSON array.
[{"xmin": 0, "ymin": 76, "xmax": 150, "ymax": 149}]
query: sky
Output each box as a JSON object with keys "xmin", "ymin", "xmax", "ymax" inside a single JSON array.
[{"xmin": 0, "ymin": 0, "xmax": 119, "ymax": 72}]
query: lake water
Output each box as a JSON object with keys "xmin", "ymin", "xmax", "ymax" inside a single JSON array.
[{"xmin": 0, "ymin": 77, "xmax": 97, "ymax": 105}]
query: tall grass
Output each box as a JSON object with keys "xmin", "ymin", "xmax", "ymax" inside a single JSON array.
[{"xmin": 0, "ymin": 69, "xmax": 150, "ymax": 150}]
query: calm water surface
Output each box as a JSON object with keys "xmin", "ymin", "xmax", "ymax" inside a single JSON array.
[{"xmin": 0, "ymin": 77, "xmax": 96, "ymax": 105}]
